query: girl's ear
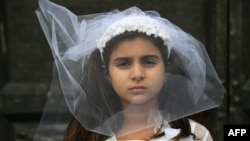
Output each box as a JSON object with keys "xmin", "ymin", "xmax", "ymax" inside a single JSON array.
[
  {"xmin": 102, "ymin": 65, "xmax": 111, "ymax": 82},
  {"xmin": 165, "ymin": 61, "xmax": 171, "ymax": 72}
]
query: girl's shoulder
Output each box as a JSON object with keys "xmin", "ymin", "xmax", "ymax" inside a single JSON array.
[
  {"xmin": 106, "ymin": 119, "xmax": 213, "ymax": 141},
  {"xmin": 188, "ymin": 119, "xmax": 213, "ymax": 141}
]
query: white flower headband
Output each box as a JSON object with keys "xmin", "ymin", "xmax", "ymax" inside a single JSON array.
[{"xmin": 96, "ymin": 15, "xmax": 171, "ymax": 62}]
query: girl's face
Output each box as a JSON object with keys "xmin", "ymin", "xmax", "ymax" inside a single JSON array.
[{"xmin": 108, "ymin": 37, "xmax": 165, "ymax": 107}]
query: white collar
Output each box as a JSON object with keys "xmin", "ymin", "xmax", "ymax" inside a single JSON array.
[{"xmin": 106, "ymin": 126, "xmax": 193, "ymax": 141}]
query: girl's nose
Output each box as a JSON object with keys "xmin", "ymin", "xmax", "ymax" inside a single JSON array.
[{"xmin": 130, "ymin": 64, "xmax": 145, "ymax": 82}]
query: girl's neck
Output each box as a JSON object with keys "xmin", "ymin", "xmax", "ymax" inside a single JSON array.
[
  {"xmin": 117, "ymin": 101, "xmax": 162, "ymax": 139},
  {"xmin": 117, "ymin": 127, "xmax": 156, "ymax": 141},
  {"xmin": 122, "ymin": 100, "xmax": 159, "ymax": 125}
]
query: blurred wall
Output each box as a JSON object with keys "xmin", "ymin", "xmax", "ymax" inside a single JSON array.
[{"xmin": 0, "ymin": 0, "xmax": 249, "ymax": 141}]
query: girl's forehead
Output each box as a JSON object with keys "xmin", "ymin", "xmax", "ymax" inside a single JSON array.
[{"xmin": 110, "ymin": 37, "xmax": 161, "ymax": 57}]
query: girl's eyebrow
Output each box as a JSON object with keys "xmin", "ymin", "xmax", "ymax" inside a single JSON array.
[
  {"xmin": 113, "ymin": 57, "xmax": 130, "ymax": 62},
  {"xmin": 113, "ymin": 55, "xmax": 160, "ymax": 61},
  {"xmin": 142, "ymin": 55, "xmax": 161, "ymax": 60}
]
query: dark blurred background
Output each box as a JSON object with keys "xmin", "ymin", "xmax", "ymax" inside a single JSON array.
[{"xmin": 0, "ymin": 0, "xmax": 249, "ymax": 141}]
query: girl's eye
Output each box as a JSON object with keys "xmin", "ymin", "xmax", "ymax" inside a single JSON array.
[
  {"xmin": 143, "ymin": 59, "xmax": 157, "ymax": 66},
  {"xmin": 145, "ymin": 60, "xmax": 156, "ymax": 64},
  {"xmin": 117, "ymin": 60, "xmax": 130, "ymax": 68}
]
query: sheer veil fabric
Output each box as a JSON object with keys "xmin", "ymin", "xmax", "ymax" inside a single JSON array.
[{"xmin": 34, "ymin": 0, "xmax": 225, "ymax": 140}]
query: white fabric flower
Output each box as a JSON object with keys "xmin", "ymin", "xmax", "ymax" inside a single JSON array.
[{"xmin": 96, "ymin": 15, "xmax": 171, "ymax": 61}]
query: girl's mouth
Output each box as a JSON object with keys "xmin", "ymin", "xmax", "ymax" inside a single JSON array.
[{"xmin": 129, "ymin": 86, "xmax": 146, "ymax": 94}]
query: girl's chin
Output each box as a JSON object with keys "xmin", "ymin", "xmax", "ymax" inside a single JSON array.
[{"xmin": 121, "ymin": 96, "xmax": 158, "ymax": 106}]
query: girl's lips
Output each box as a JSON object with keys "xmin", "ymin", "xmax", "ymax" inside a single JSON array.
[{"xmin": 129, "ymin": 86, "xmax": 146, "ymax": 94}]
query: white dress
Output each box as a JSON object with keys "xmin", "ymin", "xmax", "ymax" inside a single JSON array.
[{"xmin": 105, "ymin": 119, "xmax": 213, "ymax": 141}]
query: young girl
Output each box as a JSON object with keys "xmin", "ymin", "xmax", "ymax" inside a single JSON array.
[{"xmin": 35, "ymin": 0, "xmax": 225, "ymax": 140}]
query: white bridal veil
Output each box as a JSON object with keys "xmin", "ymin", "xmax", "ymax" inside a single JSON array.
[{"xmin": 34, "ymin": 0, "xmax": 225, "ymax": 140}]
